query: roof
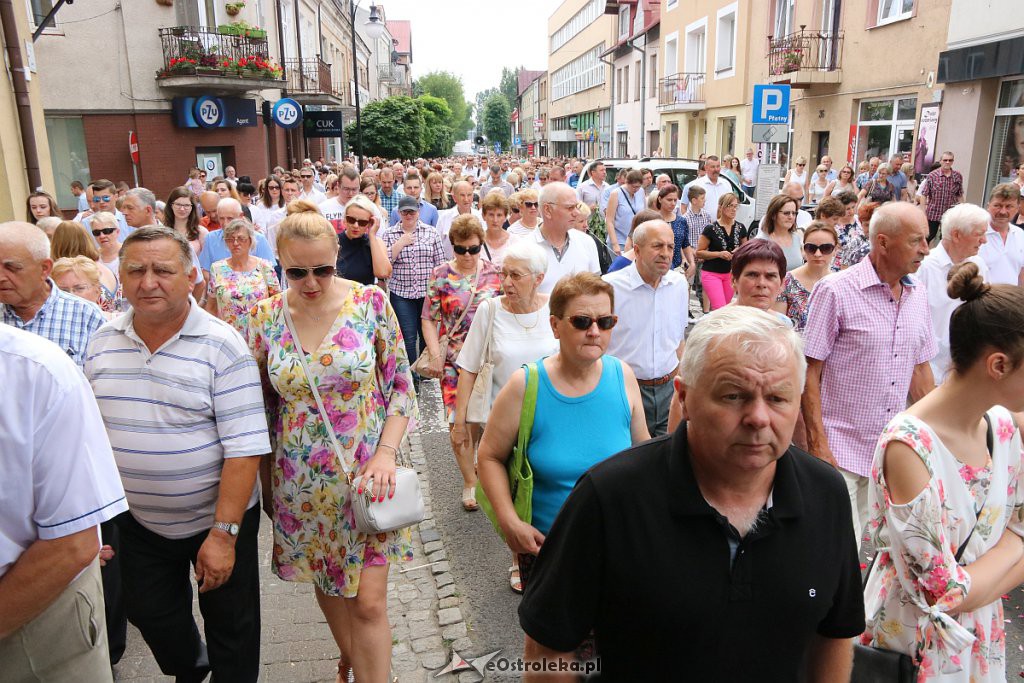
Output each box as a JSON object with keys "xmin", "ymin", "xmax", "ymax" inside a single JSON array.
[
  {"xmin": 601, "ymin": 0, "xmax": 660, "ymax": 57},
  {"xmin": 386, "ymin": 20, "xmax": 412, "ymax": 58},
  {"xmin": 517, "ymin": 69, "xmax": 545, "ymax": 96}
]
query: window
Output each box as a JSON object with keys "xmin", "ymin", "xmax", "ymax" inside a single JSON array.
[
  {"xmin": 623, "ymin": 65, "xmax": 630, "ymax": 104},
  {"xmin": 635, "ymin": 59, "xmax": 641, "ymax": 101},
  {"xmin": 985, "ymin": 78, "xmax": 1024, "ymax": 198},
  {"xmin": 649, "ymin": 54, "xmax": 658, "ymax": 92},
  {"xmin": 685, "ymin": 19, "xmax": 707, "ymax": 74},
  {"xmin": 715, "ymin": 4, "xmax": 737, "ymax": 77},
  {"xmin": 773, "ymin": 0, "xmax": 794, "ymax": 38},
  {"xmin": 616, "ymin": 68, "xmax": 623, "ymax": 104},
  {"xmin": 45, "ymin": 117, "xmax": 91, "ymax": 210},
  {"xmin": 552, "ymin": 44, "xmax": 605, "ymax": 100},
  {"xmin": 618, "ymin": 5, "xmax": 630, "ymax": 39},
  {"xmin": 28, "ymin": 0, "xmax": 56, "ymax": 28},
  {"xmin": 877, "ymin": 0, "xmax": 914, "ymax": 25},
  {"xmin": 551, "ymin": 0, "xmax": 603, "ymax": 53},
  {"xmin": 666, "ymin": 0, "xmax": 678, "ymax": 10},
  {"xmin": 665, "ymin": 34, "xmax": 678, "ymax": 77}
]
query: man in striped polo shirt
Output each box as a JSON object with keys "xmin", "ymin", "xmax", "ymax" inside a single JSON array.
[{"xmin": 85, "ymin": 226, "xmax": 270, "ymax": 682}]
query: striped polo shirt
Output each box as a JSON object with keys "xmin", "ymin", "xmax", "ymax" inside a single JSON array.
[{"xmin": 84, "ymin": 301, "xmax": 271, "ymax": 539}]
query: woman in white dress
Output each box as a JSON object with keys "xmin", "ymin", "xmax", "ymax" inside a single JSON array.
[
  {"xmin": 808, "ymin": 165, "xmax": 830, "ymax": 204},
  {"xmin": 862, "ymin": 262, "xmax": 1024, "ymax": 682}
]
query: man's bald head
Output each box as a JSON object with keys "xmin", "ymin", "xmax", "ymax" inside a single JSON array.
[
  {"xmin": 216, "ymin": 197, "xmax": 243, "ymax": 222},
  {"xmin": 869, "ymin": 201, "xmax": 926, "ymax": 242},
  {"xmin": 0, "ymin": 221, "xmax": 51, "ymax": 262},
  {"xmin": 783, "ymin": 183, "xmax": 805, "ymax": 202},
  {"xmin": 199, "ymin": 191, "xmax": 220, "ymax": 213}
]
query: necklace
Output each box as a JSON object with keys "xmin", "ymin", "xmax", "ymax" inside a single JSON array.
[{"xmin": 511, "ymin": 310, "xmax": 539, "ymax": 330}]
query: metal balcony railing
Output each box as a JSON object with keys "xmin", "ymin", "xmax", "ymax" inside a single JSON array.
[
  {"xmin": 768, "ymin": 28, "xmax": 844, "ymax": 76},
  {"xmin": 285, "ymin": 57, "xmax": 336, "ymax": 97},
  {"xmin": 658, "ymin": 73, "xmax": 705, "ymax": 106},
  {"xmin": 377, "ymin": 63, "xmax": 395, "ymax": 82},
  {"xmin": 157, "ymin": 26, "xmax": 281, "ymax": 79}
]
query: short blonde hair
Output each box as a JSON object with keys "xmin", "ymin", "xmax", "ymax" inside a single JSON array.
[
  {"xmin": 89, "ymin": 211, "xmax": 118, "ymax": 230},
  {"xmin": 276, "ymin": 200, "xmax": 337, "ymax": 255},
  {"xmin": 576, "ymin": 202, "xmax": 592, "ymax": 220},
  {"xmin": 52, "ymin": 255, "xmax": 102, "ymax": 286},
  {"xmin": 549, "ymin": 272, "xmax": 615, "ymax": 318},
  {"xmin": 517, "ymin": 188, "xmax": 539, "ymax": 204}
]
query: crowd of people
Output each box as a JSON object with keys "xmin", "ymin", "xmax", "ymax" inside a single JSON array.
[{"xmin": 4, "ymin": 147, "xmax": 1024, "ymax": 682}]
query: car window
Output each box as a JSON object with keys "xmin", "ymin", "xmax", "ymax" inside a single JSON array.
[{"xmin": 663, "ymin": 169, "xmax": 697, "ymax": 189}]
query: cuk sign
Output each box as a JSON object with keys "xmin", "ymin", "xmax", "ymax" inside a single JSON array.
[{"xmin": 303, "ymin": 111, "xmax": 344, "ymax": 138}]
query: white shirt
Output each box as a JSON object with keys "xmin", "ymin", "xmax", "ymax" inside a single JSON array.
[
  {"xmin": 917, "ymin": 243, "xmax": 989, "ymax": 383},
  {"xmin": 85, "ymin": 302, "xmax": 271, "ymax": 539},
  {"xmin": 506, "ymin": 219, "xmax": 540, "ymax": 237},
  {"xmin": 517, "ymin": 227, "xmax": 601, "ymax": 294},
  {"xmin": 1, "ymin": 326, "xmax": 128, "ymax": 577},
  {"xmin": 979, "ymin": 223, "xmax": 1024, "ymax": 285},
  {"xmin": 796, "ymin": 209, "xmax": 813, "ymax": 230},
  {"xmin": 436, "ymin": 206, "xmax": 482, "ymax": 259},
  {"xmin": 577, "ymin": 179, "xmax": 608, "ymax": 208},
  {"xmin": 319, "ymin": 197, "xmax": 347, "ymax": 235},
  {"xmin": 696, "ymin": 175, "xmax": 732, "ymax": 210},
  {"xmin": 603, "ymin": 264, "xmax": 689, "ymax": 380},
  {"xmin": 299, "ymin": 188, "xmax": 326, "ymax": 205},
  {"xmin": 740, "ymin": 157, "xmax": 759, "ymax": 186}
]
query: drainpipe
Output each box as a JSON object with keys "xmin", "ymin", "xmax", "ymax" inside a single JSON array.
[
  {"xmin": 599, "ymin": 53, "xmax": 615, "ymax": 158},
  {"xmin": 1, "ymin": 0, "xmax": 42, "ymax": 192},
  {"xmin": 629, "ymin": 34, "xmax": 647, "ymax": 158}
]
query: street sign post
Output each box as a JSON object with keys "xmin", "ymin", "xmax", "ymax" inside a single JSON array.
[{"xmin": 494, "ymin": 141, "xmax": 502, "ymax": 154}]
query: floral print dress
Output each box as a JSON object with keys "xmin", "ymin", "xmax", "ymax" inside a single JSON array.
[
  {"xmin": 247, "ymin": 283, "xmax": 418, "ymax": 598},
  {"xmin": 207, "ymin": 258, "xmax": 280, "ymax": 340},
  {"xmin": 421, "ymin": 261, "xmax": 502, "ymax": 420},
  {"xmin": 776, "ymin": 271, "xmax": 812, "ymax": 331},
  {"xmin": 862, "ymin": 407, "xmax": 1024, "ymax": 681}
]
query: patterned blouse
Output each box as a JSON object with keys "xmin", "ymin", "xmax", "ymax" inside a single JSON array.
[
  {"xmin": 206, "ymin": 258, "xmax": 281, "ymax": 340},
  {"xmin": 776, "ymin": 271, "xmax": 812, "ymax": 331}
]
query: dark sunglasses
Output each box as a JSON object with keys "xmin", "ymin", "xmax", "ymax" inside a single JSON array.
[
  {"xmin": 452, "ymin": 244, "xmax": 482, "ymax": 255},
  {"xmin": 301, "ymin": 174, "xmax": 313, "ymax": 179},
  {"xmin": 511, "ymin": 207, "xmax": 521, "ymax": 213},
  {"xmin": 567, "ymin": 314, "xmax": 618, "ymax": 331},
  {"xmin": 92, "ymin": 227, "xmax": 117, "ymax": 236},
  {"xmin": 399, "ymin": 209, "xmax": 417, "ymax": 216},
  {"xmin": 345, "ymin": 215, "xmax": 372, "ymax": 228},
  {"xmin": 284, "ymin": 265, "xmax": 337, "ymax": 281},
  {"xmin": 523, "ymin": 201, "xmax": 539, "ymax": 209},
  {"xmin": 92, "ymin": 195, "xmax": 113, "ymax": 203},
  {"xmin": 267, "ymin": 184, "xmax": 281, "ymax": 190},
  {"xmin": 803, "ymin": 243, "xmax": 836, "ymax": 255}
]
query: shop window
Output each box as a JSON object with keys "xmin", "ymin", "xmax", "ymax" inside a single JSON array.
[
  {"xmin": 45, "ymin": 116, "xmax": 92, "ymax": 211},
  {"xmin": 855, "ymin": 96, "xmax": 917, "ymax": 163},
  {"xmin": 985, "ymin": 79, "xmax": 1024, "ymax": 198}
]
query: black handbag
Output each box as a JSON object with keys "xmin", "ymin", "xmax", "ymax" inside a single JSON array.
[{"xmin": 852, "ymin": 415, "xmax": 994, "ymax": 682}]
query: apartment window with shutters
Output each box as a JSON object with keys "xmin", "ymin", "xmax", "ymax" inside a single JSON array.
[
  {"xmin": 715, "ymin": 3, "xmax": 737, "ymax": 78},
  {"xmin": 985, "ymin": 78, "xmax": 1024, "ymax": 198}
]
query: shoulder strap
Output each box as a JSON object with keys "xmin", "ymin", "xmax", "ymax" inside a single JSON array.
[
  {"xmin": 620, "ymin": 187, "xmax": 638, "ymax": 215},
  {"xmin": 282, "ymin": 298, "xmax": 354, "ymax": 482}
]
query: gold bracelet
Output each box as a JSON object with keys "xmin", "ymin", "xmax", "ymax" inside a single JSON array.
[{"xmin": 376, "ymin": 443, "xmax": 398, "ymax": 457}]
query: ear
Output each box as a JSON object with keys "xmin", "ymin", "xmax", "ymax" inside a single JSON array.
[
  {"xmin": 549, "ymin": 314, "xmax": 561, "ymax": 340},
  {"xmin": 675, "ymin": 376, "xmax": 691, "ymax": 421},
  {"xmin": 987, "ymin": 352, "xmax": 1012, "ymax": 380}
]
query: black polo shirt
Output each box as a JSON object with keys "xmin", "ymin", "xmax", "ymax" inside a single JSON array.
[{"xmin": 518, "ymin": 424, "xmax": 864, "ymax": 681}]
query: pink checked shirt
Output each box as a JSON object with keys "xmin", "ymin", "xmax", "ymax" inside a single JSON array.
[{"xmin": 803, "ymin": 258, "xmax": 937, "ymax": 477}]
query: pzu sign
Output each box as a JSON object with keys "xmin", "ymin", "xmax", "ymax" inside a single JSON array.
[{"xmin": 752, "ymin": 85, "xmax": 791, "ymax": 125}]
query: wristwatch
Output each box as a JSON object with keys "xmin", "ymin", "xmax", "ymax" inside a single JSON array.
[{"xmin": 213, "ymin": 520, "xmax": 240, "ymax": 536}]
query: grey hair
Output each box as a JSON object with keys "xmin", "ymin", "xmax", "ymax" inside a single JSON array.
[
  {"xmin": 539, "ymin": 181, "xmax": 573, "ymax": 211},
  {"xmin": 0, "ymin": 221, "xmax": 52, "ymax": 261},
  {"xmin": 941, "ymin": 203, "xmax": 990, "ymax": 241},
  {"xmin": 36, "ymin": 216, "xmax": 62, "ymax": 235},
  {"xmin": 119, "ymin": 226, "xmax": 194, "ymax": 273},
  {"xmin": 216, "ymin": 197, "xmax": 242, "ymax": 215},
  {"xmin": 681, "ymin": 306, "xmax": 806, "ymax": 389},
  {"xmin": 502, "ymin": 239, "xmax": 549, "ymax": 275},
  {"xmin": 90, "ymin": 211, "xmax": 118, "ymax": 230},
  {"xmin": 632, "ymin": 219, "xmax": 672, "ymax": 246},
  {"xmin": 222, "ymin": 218, "xmax": 255, "ymax": 243},
  {"xmin": 869, "ymin": 201, "xmax": 915, "ymax": 241},
  {"xmin": 126, "ymin": 187, "xmax": 157, "ymax": 212},
  {"xmin": 876, "ymin": 163, "xmax": 892, "ymax": 175}
]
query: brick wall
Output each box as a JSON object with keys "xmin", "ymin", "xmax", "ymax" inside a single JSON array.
[{"xmin": 82, "ymin": 112, "xmax": 288, "ymax": 200}]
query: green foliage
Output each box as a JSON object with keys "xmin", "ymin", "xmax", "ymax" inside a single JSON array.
[
  {"xmin": 499, "ymin": 66, "xmax": 521, "ymax": 110},
  {"xmin": 416, "ymin": 71, "xmax": 473, "ymax": 139},
  {"xmin": 482, "ymin": 94, "xmax": 511, "ymax": 149},
  {"xmin": 346, "ymin": 96, "xmax": 423, "ymax": 159},
  {"xmin": 417, "ymin": 94, "xmax": 454, "ymax": 157}
]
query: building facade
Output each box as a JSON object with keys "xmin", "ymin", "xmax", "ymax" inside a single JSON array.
[
  {"xmin": 516, "ymin": 69, "xmax": 546, "ymax": 157},
  {"xmin": 548, "ymin": 0, "xmax": 615, "ymax": 158},
  {"xmin": 605, "ymin": 0, "xmax": 660, "ymax": 158}
]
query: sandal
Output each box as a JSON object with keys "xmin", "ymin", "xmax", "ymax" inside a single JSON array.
[
  {"xmin": 461, "ymin": 486, "xmax": 479, "ymax": 511},
  {"xmin": 509, "ymin": 564, "xmax": 523, "ymax": 594},
  {"xmin": 337, "ymin": 657, "xmax": 353, "ymax": 683}
]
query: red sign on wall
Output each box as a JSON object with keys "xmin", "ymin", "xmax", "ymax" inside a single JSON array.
[
  {"xmin": 847, "ymin": 125, "xmax": 857, "ymax": 165},
  {"xmin": 129, "ymin": 130, "xmax": 140, "ymax": 165},
  {"xmin": 528, "ymin": 143, "xmax": 534, "ymax": 156}
]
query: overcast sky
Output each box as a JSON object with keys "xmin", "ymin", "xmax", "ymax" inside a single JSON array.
[{"xmin": 378, "ymin": 0, "xmax": 552, "ymax": 102}]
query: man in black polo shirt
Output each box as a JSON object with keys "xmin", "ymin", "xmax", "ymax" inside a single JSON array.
[{"xmin": 519, "ymin": 306, "xmax": 864, "ymax": 681}]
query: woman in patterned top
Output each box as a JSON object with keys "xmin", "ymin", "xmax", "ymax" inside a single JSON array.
[
  {"xmin": 204, "ymin": 219, "xmax": 280, "ymax": 340},
  {"xmin": 773, "ymin": 222, "xmax": 838, "ymax": 332},
  {"xmin": 862, "ymin": 262, "xmax": 1024, "ymax": 681}
]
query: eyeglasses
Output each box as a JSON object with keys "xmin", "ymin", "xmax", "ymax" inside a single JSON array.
[
  {"xmin": 779, "ymin": 210, "xmax": 798, "ymax": 216},
  {"xmin": 267, "ymin": 184, "xmax": 281, "ymax": 190},
  {"xmin": 803, "ymin": 243, "xmax": 836, "ymax": 255},
  {"xmin": 523, "ymin": 201, "xmax": 539, "ymax": 209},
  {"xmin": 301, "ymin": 174, "xmax": 313, "ymax": 179},
  {"xmin": 92, "ymin": 195, "xmax": 113, "ymax": 203},
  {"xmin": 797, "ymin": 163, "xmax": 806, "ymax": 167},
  {"xmin": 399, "ymin": 209, "xmax": 417, "ymax": 216},
  {"xmin": 566, "ymin": 314, "xmax": 617, "ymax": 331},
  {"xmin": 511, "ymin": 208, "xmax": 520, "ymax": 213},
  {"xmin": 499, "ymin": 270, "xmax": 529, "ymax": 281},
  {"xmin": 199, "ymin": 174, "xmax": 207, "ymax": 178},
  {"xmin": 91, "ymin": 227, "xmax": 117, "ymax": 236},
  {"xmin": 345, "ymin": 215, "xmax": 372, "ymax": 228},
  {"xmin": 172, "ymin": 202, "xmax": 193, "ymax": 210},
  {"xmin": 226, "ymin": 236, "xmax": 251, "ymax": 244},
  {"xmin": 452, "ymin": 244, "xmax": 482, "ymax": 255},
  {"xmin": 941, "ymin": 158, "xmax": 954, "ymax": 163},
  {"xmin": 284, "ymin": 264, "xmax": 337, "ymax": 281}
]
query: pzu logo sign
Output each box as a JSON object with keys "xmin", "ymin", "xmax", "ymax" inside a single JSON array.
[
  {"xmin": 193, "ymin": 96, "xmax": 225, "ymax": 128},
  {"xmin": 272, "ymin": 98, "xmax": 303, "ymax": 130}
]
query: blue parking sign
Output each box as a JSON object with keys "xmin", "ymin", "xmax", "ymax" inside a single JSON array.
[
  {"xmin": 494, "ymin": 142, "xmax": 502, "ymax": 154},
  {"xmin": 752, "ymin": 85, "xmax": 791, "ymax": 125}
]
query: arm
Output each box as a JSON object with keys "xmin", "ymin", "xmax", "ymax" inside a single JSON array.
[
  {"xmin": 801, "ymin": 357, "xmax": 837, "ymax": 466},
  {"xmin": 694, "ymin": 234, "xmax": 720, "ymax": 262},
  {"xmin": 909, "ymin": 361, "xmax": 935, "ymax": 403},
  {"xmin": 605, "ymin": 191, "xmax": 621, "ymax": 254},
  {"xmin": 0, "ymin": 527, "xmax": 100, "ymax": 639},
  {"xmin": 419, "ymin": 315, "xmax": 444, "ymax": 378},
  {"xmin": 619, "ymin": 362, "xmax": 651, "ymax": 444},
  {"xmin": 195, "ymin": 455, "xmax": 261, "ymax": 593},
  {"xmin": 824, "ymin": 180, "xmax": 836, "ymax": 197},
  {"xmin": 683, "ymin": 245, "xmax": 696, "ymax": 273},
  {"xmin": 801, "ymin": 635, "xmax": 853, "ymax": 683},
  {"xmin": 522, "ymin": 636, "xmax": 576, "ymax": 683},
  {"xmin": 452, "ymin": 368, "xmax": 478, "ymax": 452},
  {"xmin": 772, "ymin": 299, "xmax": 789, "ymax": 315},
  {"xmin": 203, "ymin": 275, "xmax": 219, "ymax": 316},
  {"xmin": 369, "ymin": 235, "xmax": 392, "ymax": 279}
]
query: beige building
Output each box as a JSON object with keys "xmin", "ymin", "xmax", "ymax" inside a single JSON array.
[
  {"xmin": 605, "ymin": 0, "xmax": 660, "ymax": 158},
  {"xmin": 548, "ymin": 0, "xmax": 616, "ymax": 158}
]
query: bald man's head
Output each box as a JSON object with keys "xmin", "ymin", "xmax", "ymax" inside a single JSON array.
[
  {"xmin": 216, "ymin": 197, "xmax": 243, "ymax": 222},
  {"xmin": 199, "ymin": 191, "xmax": 220, "ymax": 213}
]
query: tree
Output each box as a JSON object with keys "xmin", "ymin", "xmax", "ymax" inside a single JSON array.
[
  {"xmin": 416, "ymin": 71, "xmax": 473, "ymax": 140},
  {"xmin": 417, "ymin": 94, "xmax": 455, "ymax": 157},
  {"xmin": 474, "ymin": 87, "xmax": 499, "ymax": 138},
  {"xmin": 482, "ymin": 93, "xmax": 511, "ymax": 149},
  {"xmin": 346, "ymin": 96, "xmax": 423, "ymax": 159},
  {"xmin": 499, "ymin": 66, "xmax": 522, "ymax": 111}
]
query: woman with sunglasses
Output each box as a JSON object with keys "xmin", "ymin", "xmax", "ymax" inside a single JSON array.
[
  {"xmin": 164, "ymin": 186, "xmax": 208, "ymax": 256},
  {"xmin": 478, "ymin": 272, "xmax": 649, "ymax": 596},
  {"xmin": 203, "ymin": 219, "xmax": 280, "ymax": 340},
  {"xmin": 507, "ymin": 188, "xmax": 542, "ymax": 236},
  {"xmin": 336, "ymin": 195, "xmax": 391, "ymax": 286},
  {"xmin": 753, "ymin": 194, "xmax": 804, "ymax": 272},
  {"xmin": 783, "ymin": 156, "xmax": 809, "ymax": 197},
  {"xmin": 51, "ymin": 220, "xmax": 120, "ymax": 313},
  {"xmin": 186, "ymin": 168, "xmax": 205, "ymax": 197},
  {"xmin": 26, "ymin": 191, "xmax": 60, "ymax": 224},
  {"xmin": 825, "ymin": 165, "xmax": 857, "ymax": 198},
  {"xmin": 90, "ymin": 211, "xmax": 123, "ymax": 286},
  {"xmin": 248, "ymin": 201, "xmax": 416, "ymax": 683},
  {"xmin": 809, "ymin": 165, "xmax": 830, "ymax": 205},
  {"xmin": 773, "ymin": 221, "xmax": 838, "ymax": 331}
]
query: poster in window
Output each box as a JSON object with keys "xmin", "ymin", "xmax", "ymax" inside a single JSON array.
[{"xmin": 914, "ymin": 104, "xmax": 940, "ymax": 176}]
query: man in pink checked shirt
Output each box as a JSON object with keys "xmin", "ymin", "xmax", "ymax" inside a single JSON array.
[{"xmin": 801, "ymin": 202, "xmax": 937, "ymax": 548}]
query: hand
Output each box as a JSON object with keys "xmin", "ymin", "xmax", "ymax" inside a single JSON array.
[
  {"xmin": 423, "ymin": 353, "xmax": 444, "ymax": 379},
  {"xmin": 397, "ymin": 232, "xmax": 416, "ymax": 250},
  {"xmin": 501, "ymin": 518, "xmax": 545, "ymax": 555},
  {"xmin": 195, "ymin": 530, "xmax": 236, "ymax": 593},
  {"xmin": 611, "ymin": 243, "xmax": 622, "ymax": 256},
  {"xmin": 98, "ymin": 544, "xmax": 115, "ymax": 567},
  {"xmin": 356, "ymin": 449, "xmax": 398, "ymax": 502},
  {"xmin": 720, "ymin": 251, "xmax": 733, "ymax": 261},
  {"xmin": 451, "ymin": 422, "xmax": 471, "ymax": 453},
  {"xmin": 369, "ymin": 216, "xmax": 380, "ymax": 236}
]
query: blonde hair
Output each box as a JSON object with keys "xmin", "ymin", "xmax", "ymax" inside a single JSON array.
[
  {"xmin": 276, "ymin": 200, "xmax": 337, "ymax": 255},
  {"xmin": 52, "ymin": 255, "xmax": 102, "ymax": 287},
  {"xmin": 51, "ymin": 221, "xmax": 100, "ymax": 261},
  {"xmin": 90, "ymin": 211, "xmax": 118, "ymax": 230}
]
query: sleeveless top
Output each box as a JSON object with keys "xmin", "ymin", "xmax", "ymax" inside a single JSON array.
[
  {"xmin": 336, "ymin": 232, "xmax": 374, "ymax": 285},
  {"xmin": 611, "ymin": 186, "xmax": 647, "ymax": 246},
  {"xmin": 866, "ymin": 180, "xmax": 897, "ymax": 203},
  {"xmin": 788, "ymin": 168, "xmax": 807, "ymax": 186},
  {"xmin": 527, "ymin": 356, "xmax": 632, "ymax": 535},
  {"xmin": 830, "ymin": 181, "xmax": 855, "ymax": 196}
]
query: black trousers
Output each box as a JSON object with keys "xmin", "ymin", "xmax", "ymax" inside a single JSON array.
[
  {"xmin": 928, "ymin": 219, "xmax": 941, "ymax": 244},
  {"xmin": 100, "ymin": 519, "xmax": 126, "ymax": 665},
  {"xmin": 115, "ymin": 504, "xmax": 261, "ymax": 683}
]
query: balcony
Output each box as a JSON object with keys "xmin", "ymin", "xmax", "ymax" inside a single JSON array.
[
  {"xmin": 657, "ymin": 73, "xmax": 706, "ymax": 113},
  {"xmin": 156, "ymin": 26, "xmax": 284, "ymax": 94},
  {"xmin": 377, "ymin": 63, "xmax": 395, "ymax": 82},
  {"xmin": 285, "ymin": 58, "xmax": 344, "ymax": 105},
  {"xmin": 767, "ymin": 28, "xmax": 843, "ymax": 87}
]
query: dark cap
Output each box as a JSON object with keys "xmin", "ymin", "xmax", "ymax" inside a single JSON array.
[{"xmin": 398, "ymin": 195, "xmax": 419, "ymax": 211}]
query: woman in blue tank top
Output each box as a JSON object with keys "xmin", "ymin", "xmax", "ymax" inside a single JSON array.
[{"xmin": 478, "ymin": 272, "xmax": 650, "ymax": 589}]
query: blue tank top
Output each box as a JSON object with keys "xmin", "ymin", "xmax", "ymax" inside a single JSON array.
[{"xmin": 528, "ymin": 355, "xmax": 632, "ymax": 535}]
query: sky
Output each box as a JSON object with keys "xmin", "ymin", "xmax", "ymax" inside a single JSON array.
[{"xmin": 377, "ymin": 0, "xmax": 552, "ymax": 102}]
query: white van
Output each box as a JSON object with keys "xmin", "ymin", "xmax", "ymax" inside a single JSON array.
[{"xmin": 578, "ymin": 157, "xmax": 754, "ymax": 227}]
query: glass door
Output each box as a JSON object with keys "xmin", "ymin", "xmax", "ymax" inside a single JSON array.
[{"xmin": 819, "ymin": 0, "xmax": 840, "ymax": 69}]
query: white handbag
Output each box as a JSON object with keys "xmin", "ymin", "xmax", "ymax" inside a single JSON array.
[
  {"xmin": 466, "ymin": 297, "xmax": 497, "ymax": 424},
  {"xmin": 283, "ymin": 300, "xmax": 425, "ymax": 534}
]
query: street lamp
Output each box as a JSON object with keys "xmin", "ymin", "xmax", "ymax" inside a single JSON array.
[{"xmin": 351, "ymin": 2, "xmax": 387, "ymax": 171}]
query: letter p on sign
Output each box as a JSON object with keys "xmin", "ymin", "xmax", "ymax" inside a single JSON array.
[{"xmin": 752, "ymin": 85, "xmax": 791, "ymax": 125}]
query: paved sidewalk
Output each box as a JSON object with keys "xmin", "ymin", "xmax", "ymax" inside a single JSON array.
[{"xmin": 113, "ymin": 410, "xmax": 481, "ymax": 683}]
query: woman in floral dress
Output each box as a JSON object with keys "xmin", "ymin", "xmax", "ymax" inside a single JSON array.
[
  {"xmin": 248, "ymin": 202, "xmax": 416, "ymax": 683},
  {"xmin": 204, "ymin": 219, "xmax": 280, "ymax": 340},
  {"xmin": 420, "ymin": 215, "xmax": 502, "ymax": 510},
  {"xmin": 862, "ymin": 262, "xmax": 1024, "ymax": 682},
  {"xmin": 773, "ymin": 222, "xmax": 837, "ymax": 332}
]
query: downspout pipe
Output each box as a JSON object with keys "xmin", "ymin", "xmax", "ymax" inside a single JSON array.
[{"xmin": 0, "ymin": 0, "xmax": 42, "ymax": 191}]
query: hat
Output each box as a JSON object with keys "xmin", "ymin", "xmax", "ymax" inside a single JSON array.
[{"xmin": 398, "ymin": 195, "xmax": 419, "ymax": 211}]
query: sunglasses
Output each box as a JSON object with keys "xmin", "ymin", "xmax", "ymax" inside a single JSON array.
[
  {"xmin": 522, "ymin": 201, "xmax": 539, "ymax": 209},
  {"xmin": 284, "ymin": 264, "xmax": 337, "ymax": 281},
  {"xmin": 797, "ymin": 163, "xmax": 806, "ymax": 167},
  {"xmin": 345, "ymin": 215, "xmax": 372, "ymax": 228},
  {"xmin": 566, "ymin": 314, "xmax": 618, "ymax": 331},
  {"xmin": 92, "ymin": 227, "xmax": 117, "ymax": 236},
  {"xmin": 92, "ymin": 195, "xmax": 113, "ymax": 203},
  {"xmin": 803, "ymin": 243, "xmax": 836, "ymax": 255},
  {"xmin": 267, "ymin": 184, "xmax": 281, "ymax": 190},
  {"xmin": 399, "ymin": 209, "xmax": 417, "ymax": 216},
  {"xmin": 301, "ymin": 174, "xmax": 313, "ymax": 179},
  {"xmin": 453, "ymin": 244, "xmax": 482, "ymax": 255},
  {"xmin": 779, "ymin": 210, "xmax": 798, "ymax": 216},
  {"xmin": 511, "ymin": 208, "xmax": 521, "ymax": 213}
]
